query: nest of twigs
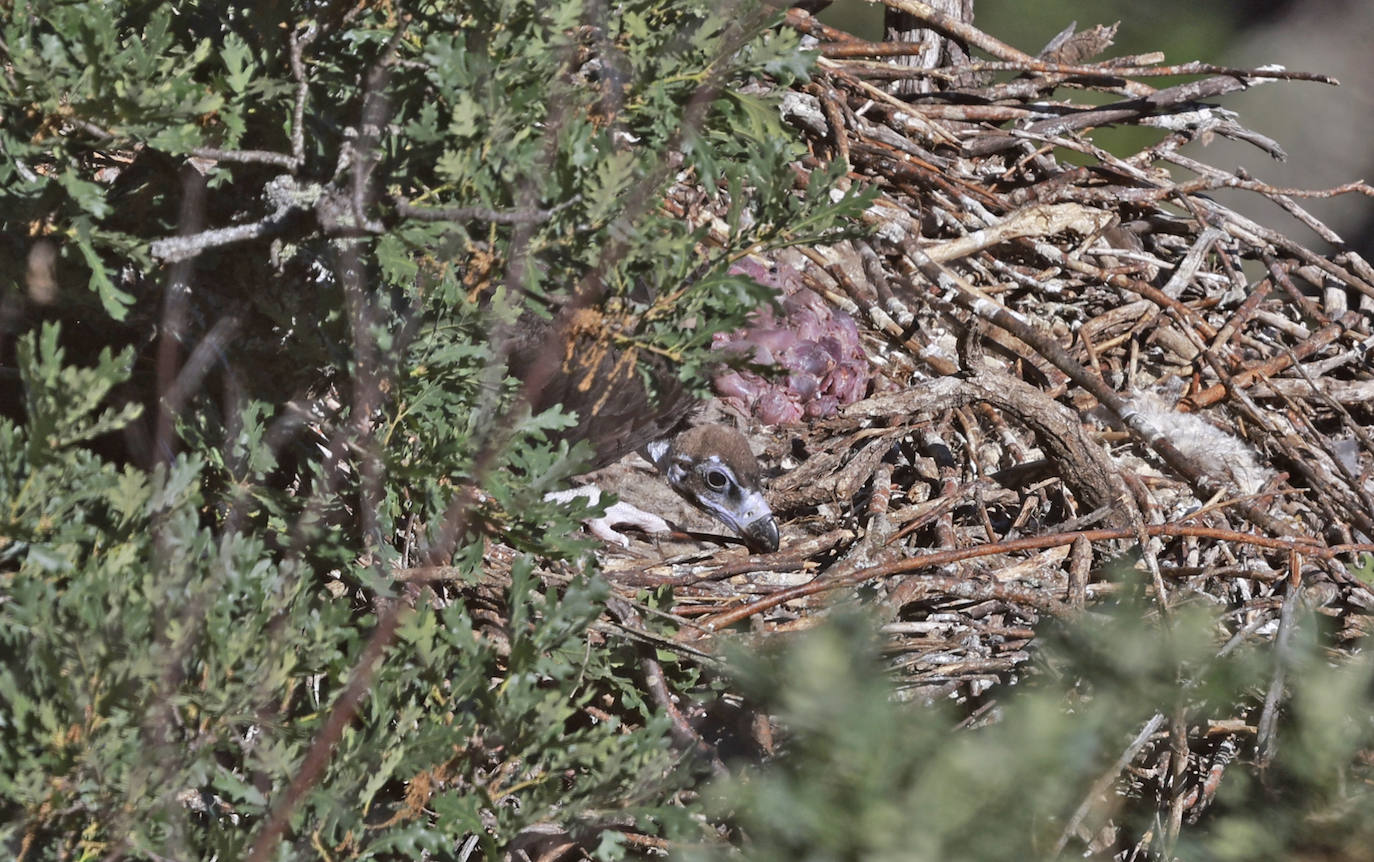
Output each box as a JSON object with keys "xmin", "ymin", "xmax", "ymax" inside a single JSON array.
[{"xmin": 586, "ymin": 7, "xmax": 1374, "ymax": 718}]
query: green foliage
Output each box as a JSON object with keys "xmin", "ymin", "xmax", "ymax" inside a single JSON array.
[
  {"xmin": 0, "ymin": 0, "xmax": 866, "ymax": 858},
  {"xmin": 3, "ymin": 1, "xmax": 1369, "ymax": 860},
  {"xmin": 1351, "ymin": 553, "xmax": 1374, "ymax": 585},
  {"xmin": 692, "ymin": 594, "xmax": 1374, "ymax": 862},
  {"xmin": 0, "ymin": 322, "xmax": 694, "ymax": 859}
]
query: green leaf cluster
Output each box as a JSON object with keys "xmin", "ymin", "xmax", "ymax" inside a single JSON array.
[
  {"xmin": 0, "ymin": 321, "xmax": 696, "ymax": 857},
  {"xmin": 694, "ymin": 590, "xmax": 1374, "ymax": 862},
  {"xmin": 0, "ymin": 0, "xmax": 866, "ymax": 857}
]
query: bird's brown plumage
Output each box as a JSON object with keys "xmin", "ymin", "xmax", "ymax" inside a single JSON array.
[
  {"xmin": 508, "ymin": 299, "xmax": 778, "ymax": 551},
  {"xmin": 509, "ymin": 307, "xmax": 697, "ymax": 469}
]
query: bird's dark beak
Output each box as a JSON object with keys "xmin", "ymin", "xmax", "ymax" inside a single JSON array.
[
  {"xmin": 720, "ymin": 487, "xmax": 779, "ymax": 553},
  {"xmin": 741, "ymin": 514, "xmax": 780, "ymax": 554}
]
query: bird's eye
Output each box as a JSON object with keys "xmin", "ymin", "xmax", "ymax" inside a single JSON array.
[{"xmin": 704, "ymin": 468, "xmax": 729, "ymax": 490}]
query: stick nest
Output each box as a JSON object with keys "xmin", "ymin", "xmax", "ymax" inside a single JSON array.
[{"xmin": 598, "ymin": 11, "xmax": 1374, "ymax": 706}]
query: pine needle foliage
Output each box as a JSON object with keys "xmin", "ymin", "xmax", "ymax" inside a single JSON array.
[
  {"xmin": 8, "ymin": 1, "xmax": 1370, "ymax": 860},
  {"xmin": 699, "ymin": 593, "xmax": 1374, "ymax": 862},
  {"xmin": 0, "ymin": 1, "xmax": 867, "ymax": 858}
]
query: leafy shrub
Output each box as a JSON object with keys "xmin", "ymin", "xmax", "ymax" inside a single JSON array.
[
  {"xmin": 696, "ymin": 593, "xmax": 1374, "ymax": 862},
  {"xmin": 0, "ymin": 0, "xmax": 864, "ymax": 857}
]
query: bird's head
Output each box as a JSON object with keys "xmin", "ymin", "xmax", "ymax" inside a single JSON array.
[{"xmin": 644, "ymin": 424, "xmax": 780, "ymax": 553}]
